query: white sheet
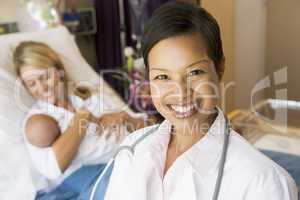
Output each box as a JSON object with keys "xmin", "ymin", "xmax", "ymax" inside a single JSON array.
[
  {"xmin": 0, "ymin": 135, "xmax": 36, "ymax": 200},
  {"xmin": 255, "ymin": 134, "xmax": 300, "ymax": 156}
]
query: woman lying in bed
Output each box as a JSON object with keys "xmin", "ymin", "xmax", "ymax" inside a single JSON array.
[{"xmin": 13, "ymin": 41, "xmax": 147, "ymax": 199}]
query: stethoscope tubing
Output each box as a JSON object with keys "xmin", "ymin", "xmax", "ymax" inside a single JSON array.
[{"xmin": 212, "ymin": 117, "xmax": 230, "ymax": 200}]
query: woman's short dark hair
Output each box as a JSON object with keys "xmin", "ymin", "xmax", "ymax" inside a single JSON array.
[{"xmin": 141, "ymin": 2, "xmax": 224, "ymax": 76}]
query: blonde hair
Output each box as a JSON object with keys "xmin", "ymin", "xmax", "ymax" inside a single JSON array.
[
  {"xmin": 13, "ymin": 41, "xmax": 64, "ymax": 75},
  {"xmin": 13, "ymin": 41, "xmax": 91, "ymax": 99}
]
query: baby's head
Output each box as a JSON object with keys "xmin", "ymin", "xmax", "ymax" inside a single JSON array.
[
  {"xmin": 141, "ymin": 2, "xmax": 225, "ymax": 131},
  {"xmin": 26, "ymin": 114, "xmax": 61, "ymax": 148}
]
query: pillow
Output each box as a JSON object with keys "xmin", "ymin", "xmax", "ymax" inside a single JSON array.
[
  {"xmin": 0, "ymin": 68, "xmax": 34, "ymax": 142},
  {"xmin": 0, "ymin": 26, "xmax": 99, "ymax": 83},
  {"xmin": 0, "ymin": 67, "xmax": 36, "ymax": 198}
]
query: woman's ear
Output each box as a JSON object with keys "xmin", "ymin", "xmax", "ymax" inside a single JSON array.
[
  {"xmin": 54, "ymin": 69, "xmax": 65, "ymax": 80},
  {"xmin": 217, "ymin": 58, "xmax": 225, "ymax": 80}
]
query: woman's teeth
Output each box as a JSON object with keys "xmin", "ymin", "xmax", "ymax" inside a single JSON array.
[
  {"xmin": 169, "ymin": 103, "xmax": 198, "ymax": 118},
  {"xmin": 171, "ymin": 104, "xmax": 195, "ymax": 113}
]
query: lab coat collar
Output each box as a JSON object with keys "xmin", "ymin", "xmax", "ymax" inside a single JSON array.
[
  {"xmin": 150, "ymin": 106, "xmax": 227, "ymax": 178},
  {"xmin": 187, "ymin": 106, "xmax": 227, "ymax": 177}
]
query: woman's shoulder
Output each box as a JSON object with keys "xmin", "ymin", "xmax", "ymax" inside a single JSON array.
[
  {"xmin": 24, "ymin": 100, "xmax": 64, "ymax": 126},
  {"xmin": 227, "ymin": 130, "xmax": 296, "ymax": 184},
  {"xmin": 28, "ymin": 100, "xmax": 64, "ymax": 115},
  {"xmin": 228, "ymin": 130, "xmax": 277, "ymax": 169},
  {"xmin": 24, "ymin": 101, "xmax": 54, "ymax": 127},
  {"xmin": 222, "ymin": 130, "xmax": 298, "ymax": 199}
]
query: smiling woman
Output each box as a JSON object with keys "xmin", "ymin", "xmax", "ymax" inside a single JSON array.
[{"xmin": 100, "ymin": 2, "xmax": 298, "ymax": 200}]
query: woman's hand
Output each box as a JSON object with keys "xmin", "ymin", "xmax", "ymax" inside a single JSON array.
[
  {"xmin": 95, "ymin": 112, "xmax": 158, "ymax": 140},
  {"xmin": 95, "ymin": 112, "xmax": 127, "ymax": 140},
  {"xmin": 96, "ymin": 111, "xmax": 145, "ymax": 139},
  {"xmin": 73, "ymin": 109, "xmax": 92, "ymax": 137},
  {"xmin": 123, "ymin": 113, "xmax": 145, "ymax": 132},
  {"xmin": 98, "ymin": 112, "xmax": 125, "ymax": 127},
  {"xmin": 124, "ymin": 113, "xmax": 157, "ymax": 132}
]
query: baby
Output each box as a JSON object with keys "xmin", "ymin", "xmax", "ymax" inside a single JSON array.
[
  {"xmin": 25, "ymin": 114, "xmax": 61, "ymax": 148},
  {"xmin": 25, "ymin": 110, "xmax": 143, "ymax": 148}
]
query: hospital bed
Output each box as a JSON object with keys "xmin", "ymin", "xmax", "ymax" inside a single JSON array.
[{"xmin": 0, "ymin": 26, "xmax": 130, "ymax": 199}]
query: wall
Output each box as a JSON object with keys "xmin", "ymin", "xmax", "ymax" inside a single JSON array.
[
  {"xmin": 266, "ymin": 0, "xmax": 300, "ymax": 102},
  {"xmin": 234, "ymin": 0, "xmax": 267, "ymax": 109},
  {"xmin": 201, "ymin": 0, "xmax": 235, "ymax": 113},
  {"xmin": 0, "ymin": 0, "xmax": 97, "ymax": 68},
  {"xmin": 0, "ymin": 0, "xmax": 18, "ymax": 23}
]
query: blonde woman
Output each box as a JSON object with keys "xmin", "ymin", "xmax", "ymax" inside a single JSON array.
[{"xmin": 14, "ymin": 41, "xmax": 146, "ymax": 199}]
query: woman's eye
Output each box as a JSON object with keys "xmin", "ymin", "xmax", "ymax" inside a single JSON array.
[
  {"xmin": 154, "ymin": 74, "xmax": 169, "ymax": 80},
  {"xmin": 41, "ymin": 74, "xmax": 49, "ymax": 81},
  {"xmin": 188, "ymin": 69, "xmax": 205, "ymax": 76},
  {"xmin": 27, "ymin": 81, "xmax": 35, "ymax": 87}
]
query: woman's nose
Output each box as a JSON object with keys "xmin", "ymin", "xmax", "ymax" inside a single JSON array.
[
  {"xmin": 174, "ymin": 77, "xmax": 192, "ymax": 99},
  {"xmin": 36, "ymin": 81, "xmax": 48, "ymax": 94}
]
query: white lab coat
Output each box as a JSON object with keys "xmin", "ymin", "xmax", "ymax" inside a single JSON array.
[{"xmin": 104, "ymin": 108, "xmax": 298, "ymax": 200}]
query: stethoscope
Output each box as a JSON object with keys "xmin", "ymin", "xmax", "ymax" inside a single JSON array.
[{"xmin": 89, "ymin": 117, "xmax": 231, "ymax": 200}]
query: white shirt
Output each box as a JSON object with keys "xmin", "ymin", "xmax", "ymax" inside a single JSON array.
[
  {"xmin": 104, "ymin": 108, "xmax": 298, "ymax": 200},
  {"xmin": 22, "ymin": 94, "xmax": 144, "ymax": 192}
]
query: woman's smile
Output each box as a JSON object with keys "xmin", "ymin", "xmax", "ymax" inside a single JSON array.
[{"xmin": 166, "ymin": 97, "xmax": 203, "ymax": 119}]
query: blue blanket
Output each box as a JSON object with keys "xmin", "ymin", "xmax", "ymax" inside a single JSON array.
[{"xmin": 35, "ymin": 164, "xmax": 111, "ymax": 200}]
